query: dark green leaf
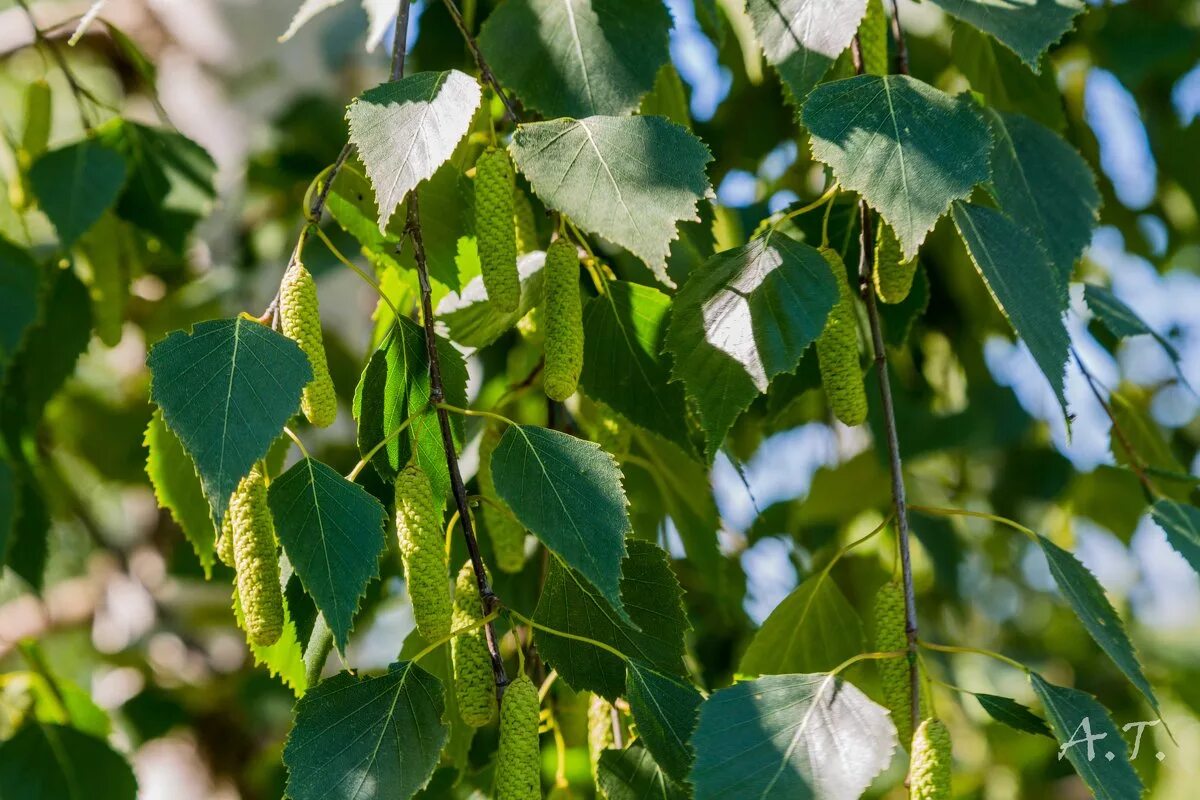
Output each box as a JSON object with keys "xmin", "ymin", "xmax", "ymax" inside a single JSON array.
[
  {"xmin": 1036, "ymin": 534, "xmax": 1158, "ymax": 714},
  {"xmin": 268, "ymin": 457, "xmax": 388, "ymax": 651},
  {"xmin": 1150, "ymin": 500, "xmax": 1200, "ymax": 577},
  {"xmin": 8, "ymin": 478, "xmax": 48, "ymax": 591},
  {"xmin": 952, "ymin": 202, "xmax": 1069, "ymax": 417},
  {"xmin": 534, "ymin": 540, "xmax": 687, "ymax": 700},
  {"xmin": 580, "ymin": 281, "xmax": 692, "ymax": 453},
  {"xmin": 0, "ymin": 236, "xmax": 40, "ymax": 375},
  {"xmin": 509, "ymin": 115, "xmax": 712, "ymax": 286},
  {"xmin": 598, "ymin": 742, "xmax": 688, "ymax": 800},
  {"xmin": 346, "ymin": 71, "xmax": 481, "ymax": 230},
  {"xmin": 284, "ymin": 662, "xmax": 448, "ymax": 800},
  {"xmin": 28, "ymin": 139, "xmax": 126, "ymax": 247},
  {"xmin": 144, "ymin": 410, "xmax": 217, "ymax": 576},
  {"xmin": 746, "ymin": 0, "xmax": 867, "ymax": 101},
  {"xmin": 804, "ymin": 75, "xmax": 992, "ymax": 258},
  {"xmin": 738, "ymin": 573, "xmax": 864, "ymax": 676},
  {"xmin": 626, "ymin": 663, "xmax": 702, "ymax": 782},
  {"xmin": 0, "ymin": 457, "xmax": 13, "ymax": 559},
  {"xmin": 147, "ymin": 317, "xmax": 310, "ymax": 527},
  {"xmin": 690, "ymin": 673, "xmax": 896, "ymax": 800},
  {"xmin": 952, "ymin": 24, "xmax": 1065, "ymax": 130},
  {"xmin": 0, "ymin": 722, "xmax": 137, "ymax": 800},
  {"xmin": 666, "ymin": 232, "xmax": 837, "ymax": 458},
  {"xmin": 1085, "ymin": 284, "xmax": 1181, "ymax": 364},
  {"xmin": 492, "ymin": 425, "xmax": 632, "ymax": 621},
  {"xmin": 1031, "ymin": 672, "xmax": 1144, "ymax": 800},
  {"xmin": 976, "ymin": 692, "xmax": 1052, "ymax": 737},
  {"xmin": 478, "ymin": 0, "xmax": 671, "ymax": 118},
  {"xmin": 929, "ymin": 0, "xmax": 1085, "ymax": 68}
]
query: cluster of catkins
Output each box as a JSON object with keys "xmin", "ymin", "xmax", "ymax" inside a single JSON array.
[{"xmin": 874, "ymin": 582, "xmax": 953, "ymax": 799}]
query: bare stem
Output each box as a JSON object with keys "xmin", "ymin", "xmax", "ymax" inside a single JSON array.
[
  {"xmin": 1072, "ymin": 346, "xmax": 1158, "ymax": 498},
  {"xmin": 439, "ymin": 0, "xmax": 521, "ymax": 122}
]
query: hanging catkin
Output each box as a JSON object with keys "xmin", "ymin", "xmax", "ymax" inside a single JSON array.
[
  {"xmin": 910, "ymin": 718, "xmax": 952, "ymax": 800},
  {"xmin": 229, "ymin": 467, "xmax": 283, "ymax": 646},
  {"xmin": 476, "ymin": 147, "xmax": 520, "ymax": 313},
  {"xmin": 815, "ymin": 247, "xmax": 867, "ymax": 426},
  {"xmin": 451, "ymin": 561, "xmax": 497, "ymax": 726},
  {"xmin": 395, "ymin": 461, "xmax": 452, "ymax": 641},
  {"xmin": 279, "ymin": 258, "xmax": 337, "ymax": 427},
  {"xmin": 478, "ymin": 424, "xmax": 527, "ymax": 573},
  {"xmin": 496, "ymin": 674, "xmax": 542, "ymax": 800},
  {"xmin": 874, "ymin": 221, "xmax": 918, "ymax": 304},
  {"xmin": 542, "ymin": 237, "xmax": 583, "ymax": 401}
]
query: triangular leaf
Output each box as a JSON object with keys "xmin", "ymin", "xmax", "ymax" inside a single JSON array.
[
  {"xmin": 929, "ymin": 0, "xmax": 1085, "ymax": 69},
  {"xmin": 28, "ymin": 139, "xmax": 126, "ymax": 248},
  {"xmin": 738, "ymin": 573, "xmax": 864, "ymax": 676},
  {"xmin": 626, "ymin": 663, "xmax": 702, "ymax": 783},
  {"xmin": 144, "ymin": 410, "xmax": 217, "ymax": 576},
  {"xmin": 0, "ymin": 722, "xmax": 137, "ymax": 800},
  {"xmin": 346, "ymin": 70, "xmax": 481, "ymax": 231},
  {"xmin": 975, "ymin": 692, "xmax": 1053, "ymax": 738},
  {"xmin": 746, "ymin": 0, "xmax": 867, "ymax": 101},
  {"xmin": 1150, "ymin": 499, "xmax": 1200, "ymax": 577},
  {"xmin": 534, "ymin": 539, "xmax": 687, "ymax": 699},
  {"xmin": 580, "ymin": 281, "xmax": 692, "ymax": 453},
  {"xmin": 268, "ymin": 457, "xmax": 388, "ymax": 651},
  {"xmin": 509, "ymin": 115, "xmax": 712, "ymax": 285},
  {"xmin": 599, "ymin": 742, "xmax": 689, "ymax": 800},
  {"xmin": 147, "ymin": 317, "xmax": 310, "ymax": 527},
  {"xmin": 666, "ymin": 232, "xmax": 838, "ymax": 458},
  {"xmin": 478, "ymin": 0, "xmax": 672, "ymax": 118},
  {"xmin": 1031, "ymin": 672, "xmax": 1144, "ymax": 800},
  {"xmin": 1036, "ymin": 534, "xmax": 1159, "ymax": 714},
  {"xmin": 492, "ymin": 425, "xmax": 632, "ymax": 622},
  {"xmin": 804, "ymin": 75, "xmax": 992, "ymax": 258},
  {"xmin": 690, "ymin": 673, "xmax": 896, "ymax": 800},
  {"xmin": 952, "ymin": 202, "xmax": 1069, "ymax": 417},
  {"xmin": 284, "ymin": 662, "xmax": 448, "ymax": 800}
]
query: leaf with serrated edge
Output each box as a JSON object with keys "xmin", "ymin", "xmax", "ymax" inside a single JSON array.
[
  {"xmin": 534, "ymin": 539, "xmax": 687, "ymax": 699},
  {"xmin": 147, "ymin": 317, "xmax": 310, "ymax": 527},
  {"xmin": 29, "ymin": 139, "xmax": 127, "ymax": 248},
  {"xmin": 690, "ymin": 673, "xmax": 896, "ymax": 800},
  {"xmin": 599, "ymin": 742, "xmax": 689, "ymax": 800},
  {"xmin": 738, "ymin": 573, "xmax": 864, "ymax": 676},
  {"xmin": 804, "ymin": 75, "xmax": 992, "ymax": 259},
  {"xmin": 492, "ymin": 425, "xmax": 633, "ymax": 623},
  {"xmin": 1150, "ymin": 500, "xmax": 1200, "ymax": 578},
  {"xmin": 347, "ymin": 70, "xmax": 481, "ymax": 231},
  {"xmin": 509, "ymin": 115, "xmax": 712, "ymax": 286},
  {"xmin": 626, "ymin": 663, "xmax": 702, "ymax": 782},
  {"xmin": 975, "ymin": 693, "xmax": 1052, "ymax": 737},
  {"xmin": 145, "ymin": 410, "xmax": 217, "ymax": 577},
  {"xmin": 1031, "ymin": 672, "xmax": 1144, "ymax": 800},
  {"xmin": 1085, "ymin": 284, "xmax": 1181, "ymax": 365},
  {"xmin": 746, "ymin": 0, "xmax": 867, "ymax": 101},
  {"xmin": 268, "ymin": 457, "xmax": 387, "ymax": 651},
  {"xmin": 284, "ymin": 662, "xmax": 448, "ymax": 800},
  {"xmin": 1036, "ymin": 534, "xmax": 1158, "ymax": 714},
  {"xmin": 666, "ymin": 232, "xmax": 837, "ymax": 458},
  {"xmin": 929, "ymin": 0, "xmax": 1085, "ymax": 69}
]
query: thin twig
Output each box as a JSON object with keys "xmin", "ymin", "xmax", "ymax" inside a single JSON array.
[
  {"xmin": 887, "ymin": 0, "xmax": 910, "ymax": 76},
  {"xmin": 396, "ymin": 0, "xmax": 509, "ymax": 698},
  {"xmin": 15, "ymin": 0, "xmax": 94, "ymax": 131},
  {"xmin": 439, "ymin": 0, "xmax": 521, "ymax": 122},
  {"xmin": 1072, "ymin": 346, "xmax": 1157, "ymax": 498}
]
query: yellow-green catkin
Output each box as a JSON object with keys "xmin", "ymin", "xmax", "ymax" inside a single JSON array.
[
  {"xmin": 874, "ymin": 222, "xmax": 918, "ymax": 304},
  {"xmin": 217, "ymin": 512, "xmax": 235, "ymax": 567},
  {"xmin": 452, "ymin": 561, "xmax": 497, "ymax": 726},
  {"xmin": 478, "ymin": 424, "xmax": 527, "ymax": 573},
  {"xmin": 229, "ymin": 467, "xmax": 284, "ymax": 646},
  {"xmin": 587, "ymin": 694, "xmax": 615, "ymax": 785},
  {"xmin": 280, "ymin": 259, "xmax": 337, "ymax": 427},
  {"xmin": 542, "ymin": 238, "xmax": 583, "ymax": 402},
  {"xmin": 910, "ymin": 718, "xmax": 952, "ymax": 800},
  {"xmin": 873, "ymin": 581, "xmax": 927, "ymax": 747},
  {"xmin": 514, "ymin": 185, "xmax": 539, "ymax": 255},
  {"xmin": 496, "ymin": 674, "xmax": 542, "ymax": 800},
  {"xmin": 395, "ymin": 461, "xmax": 452, "ymax": 641},
  {"xmin": 815, "ymin": 247, "xmax": 867, "ymax": 426},
  {"xmin": 476, "ymin": 147, "xmax": 520, "ymax": 313},
  {"xmin": 859, "ymin": 0, "xmax": 889, "ymax": 77}
]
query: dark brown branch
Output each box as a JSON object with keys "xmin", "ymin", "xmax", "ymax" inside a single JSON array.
[
  {"xmin": 887, "ymin": 0, "xmax": 910, "ymax": 76},
  {"xmin": 439, "ymin": 0, "xmax": 521, "ymax": 122}
]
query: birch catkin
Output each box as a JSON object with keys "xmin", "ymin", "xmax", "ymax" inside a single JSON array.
[
  {"xmin": 395, "ymin": 461, "xmax": 451, "ymax": 641},
  {"xmin": 229, "ymin": 467, "xmax": 283, "ymax": 646},
  {"xmin": 542, "ymin": 238, "xmax": 583, "ymax": 402},
  {"xmin": 279, "ymin": 259, "xmax": 337, "ymax": 427},
  {"xmin": 816, "ymin": 247, "xmax": 867, "ymax": 426},
  {"xmin": 496, "ymin": 674, "xmax": 542, "ymax": 799},
  {"xmin": 476, "ymin": 147, "xmax": 520, "ymax": 313},
  {"xmin": 452, "ymin": 561, "xmax": 497, "ymax": 726}
]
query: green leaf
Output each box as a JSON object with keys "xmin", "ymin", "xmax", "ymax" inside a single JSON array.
[
  {"xmin": 975, "ymin": 692, "xmax": 1052, "ymax": 738},
  {"xmin": 0, "ymin": 236, "xmax": 41, "ymax": 375},
  {"xmin": 987, "ymin": 110, "xmax": 1099, "ymax": 281},
  {"xmin": 509, "ymin": 115, "xmax": 712, "ymax": 285},
  {"xmin": 398, "ymin": 628, "xmax": 475, "ymax": 773},
  {"xmin": 580, "ymin": 281, "xmax": 692, "ymax": 453},
  {"xmin": 534, "ymin": 539, "xmax": 687, "ymax": 700},
  {"xmin": 666, "ymin": 232, "xmax": 838, "ymax": 457},
  {"xmin": 0, "ymin": 458, "xmax": 13, "ymax": 558},
  {"xmin": 28, "ymin": 139, "xmax": 127, "ymax": 248},
  {"xmin": 928, "ymin": 0, "xmax": 1085, "ymax": 69},
  {"xmin": 144, "ymin": 410, "xmax": 217, "ymax": 577},
  {"xmin": 598, "ymin": 742, "xmax": 689, "ymax": 800},
  {"xmin": 803, "ymin": 75, "xmax": 992, "ymax": 259},
  {"xmin": 234, "ymin": 587, "xmax": 308, "ymax": 695},
  {"xmin": 147, "ymin": 317, "xmax": 310, "ymax": 527},
  {"xmin": 268, "ymin": 457, "xmax": 388, "ymax": 651},
  {"xmin": 952, "ymin": 202, "xmax": 1069, "ymax": 416},
  {"xmin": 284, "ymin": 662, "xmax": 448, "ymax": 800},
  {"xmin": 492, "ymin": 425, "xmax": 632, "ymax": 622},
  {"xmin": 435, "ymin": 250, "xmax": 548, "ymax": 348},
  {"xmin": 478, "ymin": 0, "xmax": 671, "ymax": 118},
  {"xmin": 640, "ymin": 64, "xmax": 692, "ymax": 129},
  {"xmin": 1036, "ymin": 534, "xmax": 1158, "ymax": 714},
  {"xmin": 0, "ymin": 722, "xmax": 137, "ymax": 800},
  {"xmin": 745, "ymin": 0, "xmax": 867, "ymax": 102},
  {"xmin": 346, "ymin": 71, "xmax": 482, "ymax": 231},
  {"xmin": 1030, "ymin": 672, "xmax": 1144, "ymax": 800},
  {"xmin": 1084, "ymin": 284, "xmax": 1181, "ymax": 364},
  {"xmin": 76, "ymin": 213, "xmax": 136, "ymax": 347},
  {"xmin": 625, "ymin": 663, "xmax": 702, "ymax": 783},
  {"xmin": 353, "ymin": 316, "xmax": 466, "ymax": 501},
  {"xmin": 738, "ymin": 573, "xmax": 864, "ymax": 676},
  {"xmin": 7, "ymin": 478, "xmax": 49, "ymax": 591},
  {"xmin": 1150, "ymin": 500, "xmax": 1200, "ymax": 577},
  {"xmin": 690, "ymin": 673, "xmax": 896, "ymax": 800},
  {"xmin": 952, "ymin": 24, "xmax": 1066, "ymax": 131}
]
